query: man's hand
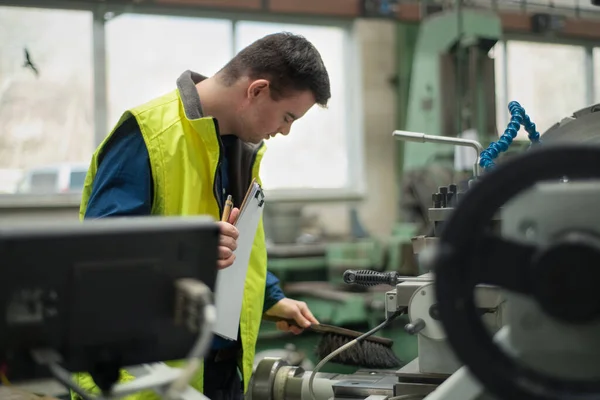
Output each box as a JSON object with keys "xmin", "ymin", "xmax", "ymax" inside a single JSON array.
[
  {"xmin": 216, "ymin": 207, "xmax": 240, "ymax": 270},
  {"xmin": 264, "ymin": 298, "xmax": 319, "ymax": 335}
]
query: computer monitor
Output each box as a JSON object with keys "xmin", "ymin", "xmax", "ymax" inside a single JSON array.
[{"xmin": 0, "ymin": 216, "xmax": 219, "ymax": 392}]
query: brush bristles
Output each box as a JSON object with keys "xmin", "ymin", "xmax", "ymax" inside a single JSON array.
[{"xmin": 315, "ymin": 333, "xmax": 403, "ymax": 369}]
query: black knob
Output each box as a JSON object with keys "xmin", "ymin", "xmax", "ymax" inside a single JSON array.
[
  {"xmin": 432, "ymin": 193, "xmax": 443, "ymax": 208},
  {"xmin": 449, "ymin": 184, "xmax": 457, "ymax": 194},
  {"xmin": 446, "ymin": 192, "xmax": 455, "ymax": 207},
  {"xmin": 429, "ymin": 304, "xmax": 441, "ymax": 320},
  {"xmin": 438, "ymin": 186, "xmax": 448, "ymax": 207}
]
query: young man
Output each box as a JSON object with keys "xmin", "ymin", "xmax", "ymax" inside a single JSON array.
[{"xmin": 74, "ymin": 32, "xmax": 330, "ymax": 400}]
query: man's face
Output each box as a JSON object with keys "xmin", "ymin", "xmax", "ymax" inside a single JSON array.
[{"xmin": 235, "ymin": 79, "xmax": 316, "ymax": 144}]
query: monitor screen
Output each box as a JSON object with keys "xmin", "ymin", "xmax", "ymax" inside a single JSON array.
[{"xmin": 0, "ymin": 216, "xmax": 219, "ymax": 385}]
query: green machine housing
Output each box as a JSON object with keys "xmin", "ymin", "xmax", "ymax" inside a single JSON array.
[{"xmin": 403, "ymin": 8, "xmax": 502, "ymax": 172}]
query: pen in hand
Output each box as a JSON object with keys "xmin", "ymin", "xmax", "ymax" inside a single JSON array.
[{"xmin": 221, "ymin": 195, "xmax": 234, "ymax": 222}]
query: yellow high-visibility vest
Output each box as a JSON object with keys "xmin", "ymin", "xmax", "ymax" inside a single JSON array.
[{"xmin": 76, "ymin": 88, "xmax": 267, "ymax": 399}]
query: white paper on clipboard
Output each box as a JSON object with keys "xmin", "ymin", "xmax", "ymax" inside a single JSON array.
[{"xmin": 213, "ymin": 181, "xmax": 265, "ymax": 340}]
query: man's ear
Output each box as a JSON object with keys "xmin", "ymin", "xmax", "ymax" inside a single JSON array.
[{"xmin": 247, "ymin": 79, "xmax": 270, "ymax": 100}]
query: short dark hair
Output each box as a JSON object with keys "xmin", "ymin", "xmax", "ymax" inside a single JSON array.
[{"xmin": 218, "ymin": 32, "xmax": 331, "ymax": 107}]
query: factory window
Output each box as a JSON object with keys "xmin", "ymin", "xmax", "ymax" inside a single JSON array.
[
  {"xmin": 29, "ymin": 172, "xmax": 58, "ymax": 194},
  {"xmin": 0, "ymin": 6, "xmax": 93, "ymax": 195},
  {"xmin": 235, "ymin": 21, "xmax": 362, "ymax": 198},
  {"xmin": 594, "ymin": 48, "xmax": 600, "ymax": 104},
  {"xmin": 505, "ymin": 41, "xmax": 587, "ymax": 139},
  {"xmin": 105, "ymin": 14, "xmax": 233, "ymax": 129},
  {"xmin": 489, "ymin": 41, "xmax": 507, "ymax": 135},
  {"xmin": 69, "ymin": 170, "xmax": 87, "ymax": 190}
]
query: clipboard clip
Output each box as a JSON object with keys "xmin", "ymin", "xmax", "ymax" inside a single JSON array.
[{"xmin": 254, "ymin": 187, "xmax": 265, "ymax": 207}]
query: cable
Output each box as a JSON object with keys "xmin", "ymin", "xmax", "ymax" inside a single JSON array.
[
  {"xmin": 165, "ymin": 279, "xmax": 216, "ymax": 400},
  {"xmin": 307, "ymin": 310, "xmax": 404, "ymax": 400},
  {"xmin": 51, "ymin": 278, "xmax": 215, "ymax": 400},
  {"xmin": 86, "ymin": 279, "xmax": 216, "ymax": 399},
  {"xmin": 48, "ymin": 362, "xmax": 98, "ymax": 400}
]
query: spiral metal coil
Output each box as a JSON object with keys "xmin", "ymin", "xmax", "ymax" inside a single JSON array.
[{"xmin": 479, "ymin": 101, "xmax": 541, "ymax": 170}]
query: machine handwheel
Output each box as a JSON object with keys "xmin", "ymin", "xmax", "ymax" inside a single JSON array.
[{"xmin": 432, "ymin": 144, "xmax": 600, "ymax": 400}]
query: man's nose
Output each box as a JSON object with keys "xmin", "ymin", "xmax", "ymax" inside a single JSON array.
[{"xmin": 279, "ymin": 124, "xmax": 292, "ymax": 136}]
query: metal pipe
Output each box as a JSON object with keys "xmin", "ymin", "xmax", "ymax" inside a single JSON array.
[{"xmin": 392, "ymin": 130, "xmax": 484, "ymax": 177}]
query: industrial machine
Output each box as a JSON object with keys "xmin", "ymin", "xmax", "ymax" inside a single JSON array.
[
  {"xmin": 403, "ymin": 6, "xmax": 500, "ymax": 172},
  {"xmin": 0, "ymin": 217, "xmax": 220, "ymax": 400},
  {"xmin": 397, "ymin": 4, "xmax": 503, "ymax": 240},
  {"xmin": 248, "ymin": 103, "xmax": 600, "ymax": 400},
  {"xmin": 2, "ymin": 108, "xmax": 600, "ymax": 400}
]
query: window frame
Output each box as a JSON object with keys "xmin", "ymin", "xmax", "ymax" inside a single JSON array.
[{"xmin": 0, "ymin": 0, "xmax": 366, "ymax": 202}]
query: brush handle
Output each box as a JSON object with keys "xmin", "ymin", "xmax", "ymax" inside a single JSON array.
[
  {"xmin": 262, "ymin": 315, "xmax": 394, "ymax": 347},
  {"xmin": 262, "ymin": 315, "xmax": 304, "ymax": 327}
]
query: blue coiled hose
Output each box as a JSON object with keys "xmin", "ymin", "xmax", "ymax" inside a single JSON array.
[{"xmin": 479, "ymin": 101, "xmax": 541, "ymax": 170}]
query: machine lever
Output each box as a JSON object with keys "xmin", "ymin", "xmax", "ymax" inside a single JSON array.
[
  {"xmin": 404, "ymin": 318, "xmax": 426, "ymax": 335},
  {"xmin": 343, "ymin": 269, "xmax": 432, "ymax": 286}
]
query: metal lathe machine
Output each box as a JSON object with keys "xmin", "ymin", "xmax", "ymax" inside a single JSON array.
[{"xmin": 247, "ymin": 105, "xmax": 600, "ymax": 400}]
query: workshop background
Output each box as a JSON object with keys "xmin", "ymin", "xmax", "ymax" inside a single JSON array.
[{"xmin": 0, "ymin": 0, "xmax": 599, "ymax": 382}]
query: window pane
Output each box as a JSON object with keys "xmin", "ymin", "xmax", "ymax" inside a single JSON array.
[
  {"xmin": 69, "ymin": 170, "xmax": 87, "ymax": 190},
  {"xmin": 106, "ymin": 14, "xmax": 233, "ymax": 128},
  {"xmin": 235, "ymin": 22, "xmax": 348, "ymax": 191},
  {"xmin": 595, "ymin": 48, "xmax": 600, "ymax": 104},
  {"xmin": 505, "ymin": 41, "xmax": 587, "ymax": 139},
  {"xmin": 29, "ymin": 172, "xmax": 58, "ymax": 194},
  {"xmin": 0, "ymin": 6, "xmax": 93, "ymax": 195},
  {"xmin": 490, "ymin": 41, "xmax": 506, "ymax": 136}
]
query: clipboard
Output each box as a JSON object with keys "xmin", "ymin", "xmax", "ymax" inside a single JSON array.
[{"xmin": 213, "ymin": 180, "xmax": 265, "ymax": 340}]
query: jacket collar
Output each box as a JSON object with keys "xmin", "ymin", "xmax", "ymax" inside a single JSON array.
[{"xmin": 176, "ymin": 70, "xmax": 206, "ymax": 120}]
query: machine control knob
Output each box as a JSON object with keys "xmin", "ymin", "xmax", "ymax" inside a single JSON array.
[
  {"xmin": 446, "ymin": 191, "xmax": 455, "ymax": 207},
  {"xmin": 438, "ymin": 186, "xmax": 448, "ymax": 207},
  {"xmin": 432, "ymin": 193, "xmax": 443, "ymax": 208},
  {"xmin": 404, "ymin": 318, "xmax": 426, "ymax": 335}
]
